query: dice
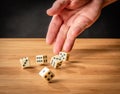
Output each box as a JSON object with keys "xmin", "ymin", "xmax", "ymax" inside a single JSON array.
[
  {"xmin": 36, "ymin": 55, "xmax": 47, "ymax": 64},
  {"xmin": 39, "ymin": 67, "xmax": 55, "ymax": 82},
  {"xmin": 19, "ymin": 52, "xmax": 70, "ymax": 82},
  {"xmin": 59, "ymin": 52, "xmax": 69, "ymax": 61},
  {"xmin": 20, "ymin": 57, "xmax": 30, "ymax": 68},
  {"xmin": 50, "ymin": 55, "xmax": 62, "ymax": 69}
]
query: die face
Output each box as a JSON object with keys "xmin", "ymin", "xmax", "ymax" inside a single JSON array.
[
  {"xmin": 50, "ymin": 59, "xmax": 56, "ymax": 67},
  {"xmin": 55, "ymin": 55, "xmax": 62, "ymax": 61},
  {"xmin": 50, "ymin": 56, "xmax": 55, "ymax": 65},
  {"xmin": 50, "ymin": 55, "xmax": 62, "ymax": 68},
  {"xmin": 39, "ymin": 67, "xmax": 55, "ymax": 82},
  {"xmin": 50, "ymin": 56, "xmax": 62, "ymax": 68},
  {"xmin": 54, "ymin": 61, "xmax": 62, "ymax": 68},
  {"xmin": 44, "ymin": 71, "xmax": 55, "ymax": 82},
  {"xmin": 36, "ymin": 55, "xmax": 47, "ymax": 64},
  {"xmin": 39, "ymin": 67, "xmax": 49, "ymax": 77},
  {"xmin": 50, "ymin": 55, "xmax": 62, "ymax": 62},
  {"xmin": 59, "ymin": 52, "xmax": 69, "ymax": 61},
  {"xmin": 43, "ymin": 55, "xmax": 47, "ymax": 59},
  {"xmin": 20, "ymin": 57, "xmax": 30, "ymax": 68}
]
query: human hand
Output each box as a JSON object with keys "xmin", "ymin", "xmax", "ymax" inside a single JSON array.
[{"xmin": 46, "ymin": 0, "xmax": 104, "ymax": 54}]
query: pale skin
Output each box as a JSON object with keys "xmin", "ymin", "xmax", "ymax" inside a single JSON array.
[{"xmin": 46, "ymin": 0, "xmax": 117, "ymax": 54}]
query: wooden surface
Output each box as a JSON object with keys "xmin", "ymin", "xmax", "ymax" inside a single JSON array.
[{"xmin": 0, "ymin": 38, "xmax": 120, "ymax": 94}]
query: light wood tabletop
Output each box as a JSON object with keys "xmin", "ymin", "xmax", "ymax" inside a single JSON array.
[{"xmin": 0, "ymin": 38, "xmax": 120, "ymax": 94}]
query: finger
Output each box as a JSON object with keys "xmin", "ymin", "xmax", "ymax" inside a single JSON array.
[
  {"xmin": 53, "ymin": 24, "xmax": 69, "ymax": 54},
  {"xmin": 63, "ymin": 15, "xmax": 93, "ymax": 52},
  {"xmin": 46, "ymin": 15, "xmax": 63, "ymax": 45},
  {"xmin": 47, "ymin": 0, "xmax": 70, "ymax": 16},
  {"xmin": 63, "ymin": 37, "xmax": 75, "ymax": 52}
]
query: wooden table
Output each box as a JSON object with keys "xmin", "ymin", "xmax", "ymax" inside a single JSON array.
[{"xmin": 0, "ymin": 38, "xmax": 120, "ymax": 94}]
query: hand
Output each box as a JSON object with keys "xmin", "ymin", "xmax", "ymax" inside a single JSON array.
[{"xmin": 46, "ymin": 0, "xmax": 104, "ymax": 54}]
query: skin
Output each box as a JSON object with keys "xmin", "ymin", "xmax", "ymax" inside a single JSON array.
[{"xmin": 46, "ymin": 0, "xmax": 117, "ymax": 54}]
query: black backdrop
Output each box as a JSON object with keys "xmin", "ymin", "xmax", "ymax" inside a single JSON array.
[{"xmin": 0, "ymin": 0, "xmax": 120, "ymax": 38}]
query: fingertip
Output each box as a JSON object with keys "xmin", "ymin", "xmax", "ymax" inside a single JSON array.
[
  {"xmin": 63, "ymin": 37, "xmax": 75, "ymax": 53},
  {"xmin": 46, "ymin": 9, "xmax": 55, "ymax": 16},
  {"xmin": 46, "ymin": 35, "xmax": 54, "ymax": 45},
  {"xmin": 53, "ymin": 48, "xmax": 60, "ymax": 55},
  {"xmin": 64, "ymin": 47, "xmax": 71, "ymax": 53},
  {"xmin": 46, "ymin": 39, "xmax": 52, "ymax": 45},
  {"xmin": 63, "ymin": 43, "xmax": 72, "ymax": 53},
  {"xmin": 47, "ymin": 0, "xmax": 70, "ymax": 16},
  {"xmin": 53, "ymin": 42, "xmax": 63, "ymax": 55}
]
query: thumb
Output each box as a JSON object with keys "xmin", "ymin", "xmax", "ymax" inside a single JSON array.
[{"xmin": 47, "ymin": 0, "xmax": 70, "ymax": 16}]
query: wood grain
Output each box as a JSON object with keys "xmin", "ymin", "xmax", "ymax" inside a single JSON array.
[{"xmin": 0, "ymin": 38, "xmax": 120, "ymax": 94}]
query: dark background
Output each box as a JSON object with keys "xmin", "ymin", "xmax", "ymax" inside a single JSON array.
[{"xmin": 0, "ymin": 0, "xmax": 120, "ymax": 38}]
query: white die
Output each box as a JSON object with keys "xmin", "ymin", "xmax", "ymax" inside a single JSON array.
[
  {"xmin": 20, "ymin": 57, "xmax": 30, "ymax": 68},
  {"xmin": 50, "ymin": 55, "xmax": 62, "ymax": 68},
  {"xmin": 59, "ymin": 52, "xmax": 69, "ymax": 61},
  {"xmin": 36, "ymin": 55, "xmax": 47, "ymax": 64},
  {"xmin": 39, "ymin": 67, "xmax": 55, "ymax": 82}
]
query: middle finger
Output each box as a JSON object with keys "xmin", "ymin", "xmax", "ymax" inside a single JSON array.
[{"xmin": 53, "ymin": 23, "xmax": 70, "ymax": 54}]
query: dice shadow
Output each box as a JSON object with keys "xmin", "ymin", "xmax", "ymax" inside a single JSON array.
[
  {"xmin": 24, "ymin": 66, "xmax": 36, "ymax": 69},
  {"xmin": 48, "ymin": 80, "xmax": 70, "ymax": 91},
  {"xmin": 49, "ymin": 79, "xmax": 61, "ymax": 83},
  {"xmin": 62, "ymin": 61, "xmax": 85, "ymax": 69},
  {"xmin": 58, "ymin": 60, "xmax": 86, "ymax": 74},
  {"xmin": 24, "ymin": 66, "xmax": 40, "ymax": 73},
  {"xmin": 37, "ymin": 64, "xmax": 49, "ymax": 66},
  {"xmin": 71, "ymin": 44, "xmax": 120, "ymax": 60}
]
